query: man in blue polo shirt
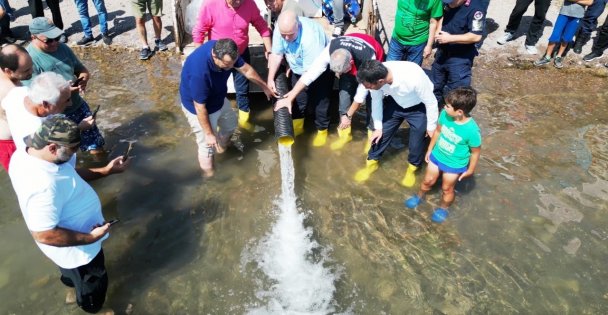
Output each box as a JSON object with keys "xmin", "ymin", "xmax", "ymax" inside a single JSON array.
[
  {"xmin": 180, "ymin": 38, "xmax": 275, "ymax": 177},
  {"xmin": 430, "ymin": 0, "xmax": 485, "ymax": 106},
  {"xmin": 268, "ymin": 10, "xmax": 333, "ymax": 147}
]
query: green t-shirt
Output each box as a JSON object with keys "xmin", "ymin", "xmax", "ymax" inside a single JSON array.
[
  {"xmin": 431, "ymin": 110, "xmax": 482, "ymax": 169},
  {"xmin": 392, "ymin": 0, "xmax": 443, "ymax": 46},
  {"xmin": 25, "ymin": 43, "xmax": 86, "ymax": 114}
]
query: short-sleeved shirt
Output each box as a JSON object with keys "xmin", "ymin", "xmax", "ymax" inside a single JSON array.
[
  {"xmin": 180, "ymin": 40, "xmax": 245, "ymax": 115},
  {"xmin": 431, "ymin": 109, "xmax": 481, "ymax": 169},
  {"xmin": 560, "ymin": 1, "xmax": 586, "ymax": 18},
  {"xmin": 9, "ymin": 148, "xmax": 108, "ymax": 269},
  {"xmin": 392, "ymin": 0, "xmax": 443, "ymax": 46},
  {"xmin": 437, "ymin": 1, "xmax": 485, "ymax": 58},
  {"xmin": 271, "ymin": 17, "xmax": 329, "ymax": 75},
  {"xmin": 25, "ymin": 43, "xmax": 86, "ymax": 115}
]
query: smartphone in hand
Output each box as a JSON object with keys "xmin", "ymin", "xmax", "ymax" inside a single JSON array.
[
  {"xmin": 91, "ymin": 105, "xmax": 101, "ymax": 119},
  {"xmin": 71, "ymin": 77, "xmax": 84, "ymax": 87},
  {"xmin": 107, "ymin": 218, "xmax": 119, "ymax": 226},
  {"xmin": 122, "ymin": 143, "xmax": 133, "ymax": 162}
]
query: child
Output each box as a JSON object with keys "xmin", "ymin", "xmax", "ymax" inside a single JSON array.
[
  {"xmin": 534, "ymin": 0, "xmax": 594, "ymax": 69},
  {"xmin": 404, "ymin": 87, "xmax": 482, "ymax": 223}
]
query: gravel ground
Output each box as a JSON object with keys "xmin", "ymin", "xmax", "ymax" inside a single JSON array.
[{"xmin": 4, "ymin": 0, "xmax": 608, "ymax": 63}]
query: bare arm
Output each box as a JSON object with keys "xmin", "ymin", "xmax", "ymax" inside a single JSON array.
[
  {"xmin": 31, "ymin": 224, "xmax": 109, "ymax": 247},
  {"xmin": 424, "ymin": 18, "xmax": 440, "ymax": 59},
  {"xmin": 194, "ymin": 101, "xmax": 217, "ymax": 149},
  {"xmin": 435, "ymin": 31, "xmax": 482, "ymax": 45},
  {"xmin": 574, "ymin": 0, "xmax": 593, "ymax": 5},
  {"xmin": 262, "ymin": 36, "xmax": 272, "ymax": 59},
  {"xmin": 458, "ymin": 146, "xmax": 481, "ymax": 181},
  {"xmin": 266, "ymin": 53, "xmax": 284, "ymax": 93},
  {"xmin": 236, "ymin": 63, "xmax": 276, "ymax": 99},
  {"xmin": 76, "ymin": 156, "xmax": 129, "ymax": 181},
  {"xmin": 425, "ymin": 123, "xmax": 442, "ymax": 163}
]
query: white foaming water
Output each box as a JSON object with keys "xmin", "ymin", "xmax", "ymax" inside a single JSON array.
[{"xmin": 245, "ymin": 145, "xmax": 337, "ymax": 314}]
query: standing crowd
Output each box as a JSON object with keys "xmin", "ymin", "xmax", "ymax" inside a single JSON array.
[{"xmin": 0, "ymin": 0, "xmax": 606, "ymax": 313}]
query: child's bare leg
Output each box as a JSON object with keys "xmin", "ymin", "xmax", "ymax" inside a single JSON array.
[
  {"xmin": 418, "ymin": 161, "xmax": 441, "ymax": 198},
  {"xmin": 545, "ymin": 42, "xmax": 557, "ymax": 57},
  {"xmin": 439, "ymin": 172, "xmax": 460, "ymax": 209},
  {"xmin": 556, "ymin": 42, "xmax": 568, "ymax": 57}
]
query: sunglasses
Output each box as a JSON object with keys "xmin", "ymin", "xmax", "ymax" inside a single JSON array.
[{"xmin": 34, "ymin": 35, "xmax": 60, "ymax": 44}]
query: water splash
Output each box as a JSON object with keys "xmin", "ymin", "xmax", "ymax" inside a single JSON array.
[{"xmin": 246, "ymin": 145, "xmax": 337, "ymax": 314}]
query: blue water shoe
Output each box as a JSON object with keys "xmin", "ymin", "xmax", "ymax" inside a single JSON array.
[
  {"xmin": 431, "ymin": 208, "xmax": 449, "ymax": 223},
  {"xmin": 404, "ymin": 195, "xmax": 422, "ymax": 209}
]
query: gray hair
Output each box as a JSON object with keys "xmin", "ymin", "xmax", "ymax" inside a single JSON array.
[
  {"xmin": 28, "ymin": 72, "xmax": 69, "ymax": 105},
  {"xmin": 329, "ymin": 49, "xmax": 352, "ymax": 74}
]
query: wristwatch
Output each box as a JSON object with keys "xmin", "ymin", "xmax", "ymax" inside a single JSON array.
[{"xmin": 343, "ymin": 113, "xmax": 352, "ymax": 120}]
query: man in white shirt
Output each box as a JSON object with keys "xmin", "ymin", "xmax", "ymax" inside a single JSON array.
[
  {"xmin": 353, "ymin": 60, "xmax": 438, "ymax": 187},
  {"xmin": 8, "ymin": 115, "xmax": 113, "ymax": 313}
]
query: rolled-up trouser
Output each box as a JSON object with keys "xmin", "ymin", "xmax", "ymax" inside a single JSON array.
[
  {"xmin": 181, "ymin": 98, "xmax": 237, "ymax": 156},
  {"xmin": 290, "ymin": 68, "xmax": 333, "ymax": 130},
  {"xmin": 59, "ymin": 249, "xmax": 108, "ymax": 314},
  {"xmin": 367, "ymin": 98, "xmax": 427, "ymax": 167}
]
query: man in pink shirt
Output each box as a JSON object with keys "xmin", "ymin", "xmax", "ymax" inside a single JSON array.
[{"xmin": 192, "ymin": 0, "xmax": 272, "ymax": 132}]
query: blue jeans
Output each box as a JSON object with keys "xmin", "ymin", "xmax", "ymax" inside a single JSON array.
[
  {"xmin": 74, "ymin": 0, "xmax": 108, "ymax": 38},
  {"xmin": 386, "ymin": 39, "xmax": 426, "ymax": 66},
  {"xmin": 431, "ymin": 49, "xmax": 473, "ymax": 105},
  {"xmin": 231, "ymin": 47, "xmax": 250, "ymax": 112},
  {"xmin": 367, "ymin": 98, "xmax": 427, "ymax": 167}
]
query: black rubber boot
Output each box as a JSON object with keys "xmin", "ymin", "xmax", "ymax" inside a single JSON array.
[{"xmin": 573, "ymin": 33, "xmax": 590, "ymax": 54}]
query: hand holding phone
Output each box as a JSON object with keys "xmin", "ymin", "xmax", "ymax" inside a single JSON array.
[
  {"xmin": 107, "ymin": 218, "xmax": 119, "ymax": 226},
  {"xmin": 71, "ymin": 77, "xmax": 84, "ymax": 87},
  {"xmin": 91, "ymin": 105, "xmax": 101, "ymax": 119},
  {"xmin": 122, "ymin": 143, "xmax": 133, "ymax": 162}
]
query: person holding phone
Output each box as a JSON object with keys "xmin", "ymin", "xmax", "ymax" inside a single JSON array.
[
  {"xmin": 353, "ymin": 60, "xmax": 438, "ymax": 187},
  {"xmin": 8, "ymin": 116, "xmax": 115, "ymax": 314}
]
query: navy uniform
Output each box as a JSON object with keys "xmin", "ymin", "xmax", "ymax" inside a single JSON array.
[{"xmin": 430, "ymin": 0, "xmax": 485, "ymax": 105}]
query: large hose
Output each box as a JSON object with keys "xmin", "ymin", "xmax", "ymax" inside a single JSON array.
[{"xmin": 273, "ymin": 72, "xmax": 294, "ymax": 147}]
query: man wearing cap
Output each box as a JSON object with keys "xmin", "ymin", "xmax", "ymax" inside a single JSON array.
[
  {"xmin": 0, "ymin": 44, "xmax": 32, "ymax": 170},
  {"xmin": 180, "ymin": 38, "xmax": 275, "ymax": 177},
  {"xmin": 25, "ymin": 17, "xmax": 105, "ymax": 155},
  {"xmin": 8, "ymin": 115, "xmax": 115, "ymax": 314},
  {"xmin": 430, "ymin": 0, "xmax": 485, "ymax": 106}
]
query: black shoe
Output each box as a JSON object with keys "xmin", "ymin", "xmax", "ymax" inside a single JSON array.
[
  {"xmin": 583, "ymin": 51, "xmax": 602, "ymax": 62},
  {"xmin": 102, "ymin": 34, "xmax": 112, "ymax": 45},
  {"xmin": 139, "ymin": 47, "xmax": 153, "ymax": 60},
  {"xmin": 77, "ymin": 36, "xmax": 94, "ymax": 46},
  {"xmin": 154, "ymin": 39, "xmax": 167, "ymax": 51}
]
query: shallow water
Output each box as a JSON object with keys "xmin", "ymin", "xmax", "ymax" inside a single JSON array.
[{"xmin": 0, "ymin": 49, "xmax": 607, "ymax": 314}]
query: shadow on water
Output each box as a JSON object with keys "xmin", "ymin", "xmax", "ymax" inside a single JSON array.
[{"xmin": 1, "ymin": 47, "xmax": 608, "ymax": 314}]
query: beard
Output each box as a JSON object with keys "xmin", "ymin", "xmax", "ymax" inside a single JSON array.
[{"xmin": 53, "ymin": 146, "xmax": 73, "ymax": 164}]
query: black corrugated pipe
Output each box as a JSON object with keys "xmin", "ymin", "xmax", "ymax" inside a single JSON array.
[{"xmin": 273, "ymin": 72, "xmax": 294, "ymax": 146}]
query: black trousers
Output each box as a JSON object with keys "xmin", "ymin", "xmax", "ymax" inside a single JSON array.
[
  {"xmin": 28, "ymin": 0, "xmax": 63, "ymax": 30},
  {"xmin": 289, "ymin": 69, "xmax": 333, "ymax": 130},
  {"xmin": 592, "ymin": 18, "xmax": 608, "ymax": 54},
  {"xmin": 59, "ymin": 249, "xmax": 108, "ymax": 313},
  {"xmin": 504, "ymin": 0, "xmax": 552, "ymax": 46}
]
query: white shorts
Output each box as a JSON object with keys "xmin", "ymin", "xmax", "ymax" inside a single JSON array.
[{"xmin": 181, "ymin": 98, "xmax": 237, "ymax": 155}]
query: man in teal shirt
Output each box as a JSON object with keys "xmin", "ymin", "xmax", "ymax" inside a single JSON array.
[
  {"xmin": 25, "ymin": 17, "xmax": 104, "ymax": 154},
  {"xmin": 387, "ymin": 0, "xmax": 443, "ymax": 65}
]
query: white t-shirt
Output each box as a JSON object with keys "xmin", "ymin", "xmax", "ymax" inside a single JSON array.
[
  {"xmin": 1, "ymin": 87, "xmax": 39, "ymax": 149},
  {"xmin": 363, "ymin": 61, "xmax": 438, "ymax": 132},
  {"xmin": 8, "ymin": 148, "xmax": 108, "ymax": 269},
  {"xmin": 1, "ymin": 87, "xmax": 77, "ymax": 166}
]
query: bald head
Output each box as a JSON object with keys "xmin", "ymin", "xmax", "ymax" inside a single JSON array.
[
  {"xmin": 0, "ymin": 44, "xmax": 33, "ymax": 82},
  {"xmin": 329, "ymin": 49, "xmax": 352, "ymax": 75},
  {"xmin": 278, "ymin": 10, "xmax": 299, "ymax": 42}
]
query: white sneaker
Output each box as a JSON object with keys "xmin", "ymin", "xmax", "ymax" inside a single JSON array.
[
  {"xmin": 497, "ymin": 32, "xmax": 513, "ymax": 45},
  {"xmin": 525, "ymin": 44, "xmax": 538, "ymax": 55},
  {"xmin": 332, "ymin": 26, "xmax": 343, "ymax": 37}
]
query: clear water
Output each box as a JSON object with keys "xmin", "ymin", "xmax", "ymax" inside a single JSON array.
[{"xmin": 0, "ymin": 49, "xmax": 607, "ymax": 314}]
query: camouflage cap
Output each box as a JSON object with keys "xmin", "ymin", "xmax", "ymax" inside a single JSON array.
[{"xmin": 24, "ymin": 115, "xmax": 80, "ymax": 150}]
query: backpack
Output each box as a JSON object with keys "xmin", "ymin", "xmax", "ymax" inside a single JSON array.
[{"xmin": 321, "ymin": 0, "xmax": 361, "ymax": 24}]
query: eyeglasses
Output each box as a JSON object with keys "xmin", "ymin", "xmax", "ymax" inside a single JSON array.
[{"xmin": 34, "ymin": 35, "xmax": 60, "ymax": 44}]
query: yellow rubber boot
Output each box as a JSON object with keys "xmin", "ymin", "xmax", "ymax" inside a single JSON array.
[
  {"xmin": 312, "ymin": 129, "xmax": 328, "ymax": 147},
  {"xmin": 330, "ymin": 127, "xmax": 352, "ymax": 151},
  {"xmin": 293, "ymin": 118, "xmax": 305, "ymax": 136},
  {"xmin": 238, "ymin": 109, "xmax": 255, "ymax": 132},
  {"xmin": 400, "ymin": 163, "xmax": 419, "ymax": 188},
  {"xmin": 354, "ymin": 159, "xmax": 379, "ymax": 183},
  {"xmin": 363, "ymin": 129, "xmax": 373, "ymax": 154}
]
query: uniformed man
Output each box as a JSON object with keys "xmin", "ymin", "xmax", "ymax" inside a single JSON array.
[{"xmin": 430, "ymin": 0, "xmax": 485, "ymax": 106}]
